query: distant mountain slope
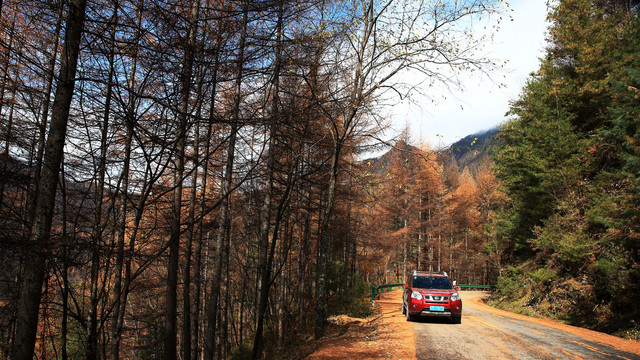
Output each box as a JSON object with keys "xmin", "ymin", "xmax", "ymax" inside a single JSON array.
[
  {"xmin": 449, "ymin": 128, "xmax": 500, "ymax": 174},
  {"xmin": 360, "ymin": 129, "xmax": 500, "ymax": 179},
  {"xmin": 361, "ymin": 140, "xmax": 421, "ymax": 177}
]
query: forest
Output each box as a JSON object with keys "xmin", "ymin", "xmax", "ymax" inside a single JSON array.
[
  {"xmin": 0, "ymin": 0, "xmax": 503, "ymax": 358},
  {"xmin": 491, "ymin": 0, "xmax": 640, "ymax": 340},
  {"xmin": 1, "ymin": 0, "xmax": 639, "ymax": 359}
]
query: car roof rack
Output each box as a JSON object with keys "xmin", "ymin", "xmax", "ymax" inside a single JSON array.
[{"xmin": 412, "ymin": 270, "xmax": 448, "ymax": 277}]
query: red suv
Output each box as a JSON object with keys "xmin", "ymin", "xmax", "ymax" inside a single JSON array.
[{"xmin": 402, "ymin": 271, "xmax": 462, "ymax": 323}]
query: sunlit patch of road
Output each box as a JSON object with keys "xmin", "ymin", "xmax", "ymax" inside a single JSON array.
[{"xmin": 412, "ymin": 291, "xmax": 640, "ymax": 360}]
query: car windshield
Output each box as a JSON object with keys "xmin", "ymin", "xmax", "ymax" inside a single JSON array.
[{"xmin": 412, "ymin": 276, "xmax": 452, "ymax": 290}]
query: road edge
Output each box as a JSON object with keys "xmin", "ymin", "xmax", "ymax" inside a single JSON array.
[{"xmin": 466, "ymin": 291, "xmax": 640, "ymax": 356}]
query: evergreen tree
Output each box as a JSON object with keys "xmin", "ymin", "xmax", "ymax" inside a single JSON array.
[{"xmin": 493, "ymin": 0, "xmax": 640, "ymax": 333}]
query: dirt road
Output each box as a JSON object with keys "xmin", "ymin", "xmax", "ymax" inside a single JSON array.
[{"xmin": 413, "ymin": 291, "xmax": 640, "ymax": 360}]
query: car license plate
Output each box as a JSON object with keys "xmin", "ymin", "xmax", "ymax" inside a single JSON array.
[{"xmin": 430, "ymin": 306, "xmax": 444, "ymax": 312}]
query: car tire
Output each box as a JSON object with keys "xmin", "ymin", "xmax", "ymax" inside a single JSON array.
[
  {"xmin": 405, "ymin": 308, "xmax": 413, "ymax": 322},
  {"xmin": 402, "ymin": 303, "xmax": 406, "ymax": 315},
  {"xmin": 451, "ymin": 314, "xmax": 461, "ymax": 324}
]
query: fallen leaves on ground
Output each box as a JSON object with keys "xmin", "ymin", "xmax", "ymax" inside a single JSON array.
[{"xmin": 305, "ymin": 290, "xmax": 415, "ymax": 359}]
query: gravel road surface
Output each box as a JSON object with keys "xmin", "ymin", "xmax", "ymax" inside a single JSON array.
[{"xmin": 412, "ymin": 292, "xmax": 640, "ymax": 360}]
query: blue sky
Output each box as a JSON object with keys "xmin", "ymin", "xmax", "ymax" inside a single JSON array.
[{"xmin": 391, "ymin": 0, "xmax": 549, "ymax": 148}]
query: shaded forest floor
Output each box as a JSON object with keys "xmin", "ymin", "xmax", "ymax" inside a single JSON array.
[{"xmin": 299, "ymin": 290, "xmax": 415, "ymax": 359}]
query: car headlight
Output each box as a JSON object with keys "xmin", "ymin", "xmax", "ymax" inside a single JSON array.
[
  {"xmin": 411, "ymin": 291, "xmax": 423, "ymax": 300},
  {"xmin": 450, "ymin": 292, "xmax": 460, "ymax": 301}
]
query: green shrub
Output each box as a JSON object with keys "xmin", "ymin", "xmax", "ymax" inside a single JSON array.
[
  {"xmin": 528, "ymin": 267, "xmax": 557, "ymax": 284},
  {"xmin": 495, "ymin": 266, "xmax": 525, "ymax": 300},
  {"xmin": 327, "ymin": 272, "xmax": 373, "ymax": 318}
]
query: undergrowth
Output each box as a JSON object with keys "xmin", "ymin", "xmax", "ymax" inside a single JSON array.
[
  {"xmin": 327, "ymin": 272, "xmax": 374, "ymax": 319},
  {"xmin": 489, "ymin": 263, "xmax": 640, "ymax": 342}
]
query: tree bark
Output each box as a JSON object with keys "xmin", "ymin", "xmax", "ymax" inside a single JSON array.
[
  {"xmin": 86, "ymin": 6, "xmax": 118, "ymax": 358},
  {"xmin": 24, "ymin": 2, "xmax": 63, "ymax": 232},
  {"xmin": 204, "ymin": 2, "xmax": 247, "ymax": 358},
  {"xmin": 164, "ymin": 0, "xmax": 200, "ymax": 359},
  {"xmin": 183, "ymin": 53, "xmax": 207, "ymax": 360},
  {"xmin": 0, "ymin": 13, "xmax": 16, "ymax": 210},
  {"xmin": 252, "ymin": 1, "xmax": 283, "ymax": 357},
  {"xmin": 193, "ymin": 37, "xmax": 220, "ymax": 360},
  {"xmin": 110, "ymin": 2, "xmax": 144, "ymax": 358},
  {"xmin": 12, "ymin": 0, "xmax": 87, "ymax": 358},
  {"xmin": 315, "ymin": 145, "xmax": 340, "ymax": 339}
]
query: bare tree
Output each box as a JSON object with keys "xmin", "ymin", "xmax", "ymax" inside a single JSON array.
[
  {"xmin": 204, "ymin": 1, "xmax": 248, "ymax": 358},
  {"xmin": 12, "ymin": 0, "xmax": 88, "ymax": 358},
  {"xmin": 164, "ymin": 0, "xmax": 201, "ymax": 358},
  {"xmin": 312, "ymin": 0, "xmax": 501, "ymax": 338}
]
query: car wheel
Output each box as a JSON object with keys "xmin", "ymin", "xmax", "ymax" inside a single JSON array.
[
  {"xmin": 451, "ymin": 314, "xmax": 461, "ymax": 324},
  {"xmin": 402, "ymin": 303, "xmax": 406, "ymax": 315},
  {"xmin": 405, "ymin": 308, "xmax": 413, "ymax": 322}
]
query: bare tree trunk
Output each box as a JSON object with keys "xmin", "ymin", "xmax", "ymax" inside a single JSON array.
[
  {"xmin": 193, "ymin": 42, "xmax": 219, "ymax": 360},
  {"xmin": 344, "ymin": 188, "xmax": 352, "ymax": 288},
  {"xmin": 0, "ymin": 14, "xmax": 16, "ymax": 209},
  {"xmin": 86, "ymin": 6, "xmax": 119, "ymax": 358},
  {"xmin": 183, "ymin": 65, "xmax": 207, "ymax": 360},
  {"xmin": 165, "ymin": 1, "xmax": 200, "ymax": 358},
  {"xmin": 255, "ymin": 158, "xmax": 297, "ymax": 358},
  {"xmin": 182, "ymin": 126, "xmax": 198, "ymax": 360},
  {"xmin": 60, "ymin": 163, "xmax": 69, "ymax": 360},
  {"xmin": 24, "ymin": 2, "xmax": 63, "ymax": 231},
  {"xmin": 315, "ymin": 145, "xmax": 340, "ymax": 339},
  {"xmin": 0, "ymin": 13, "xmax": 14, "ymax": 131},
  {"xmin": 204, "ymin": 93, "xmax": 238, "ymax": 360},
  {"xmin": 222, "ymin": 223, "xmax": 232, "ymax": 359},
  {"xmin": 252, "ymin": 1, "xmax": 283, "ymax": 357},
  {"xmin": 12, "ymin": 1, "xmax": 87, "ymax": 358},
  {"xmin": 403, "ymin": 242, "xmax": 407, "ymax": 282},
  {"xmin": 111, "ymin": 2, "xmax": 143, "ymax": 357},
  {"xmin": 204, "ymin": 3, "xmax": 247, "ymax": 358},
  {"xmin": 298, "ymin": 169, "xmax": 311, "ymax": 330}
]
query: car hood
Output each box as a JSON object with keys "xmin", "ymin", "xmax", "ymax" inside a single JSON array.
[{"xmin": 413, "ymin": 288, "xmax": 455, "ymax": 294}]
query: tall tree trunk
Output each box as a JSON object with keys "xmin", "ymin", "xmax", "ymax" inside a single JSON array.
[
  {"xmin": 113, "ymin": 182, "xmax": 148, "ymax": 359},
  {"xmin": 204, "ymin": 2, "xmax": 247, "ymax": 358},
  {"xmin": 0, "ymin": 11, "xmax": 14, "ymax": 129},
  {"xmin": 182, "ymin": 124, "xmax": 198, "ymax": 360},
  {"xmin": 193, "ymin": 42, "xmax": 220, "ymax": 360},
  {"xmin": 252, "ymin": 1, "xmax": 283, "ymax": 357},
  {"xmin": 204, "ymin": 0, "xmax": 249, "ymax": 360},
  {"xmin": 222, "ymin": 222, "xmax": 232, "ymax": 359},
  {"xmin": 12, "ymin": 1, "xmax": 87, "ymax": 358},
  {"xmin": 314, "ymin": 144, "xmax": 340, "ymax": 339},
  {"xmin": 165, "ymin": 0, "xmax": 200, "ymax": 358},
  {"xmin": 255, "ymin": 158, "xmax": 297, "ymax": 358},
  {"xmin": 86, "ymin": 6, "xmax": 118, "ymax": 358},
  {"xmin": 183, "ymin": 61, "xmax": 207, "ymax": 360},
  {"xmin": 205, "ymin": 121, "xmax": 238, "ymax": 359},
  {"xmin": 298, "ymin": 165, "xmax": 311, "ymax": 330},
  {"xmin": 313, "ymin": 5, "xmax": 368, "ymax": 333},
  {"xmin": 0, "ymin": 14, "xmax": 15, "ymax": 209},
  {"xmin": 60, "ymin": 163, "xmax": 69, "ymax": 360},
  {"xmin": 110, "ymin": 2, "xmax": 142, "ymax": 358},
  {"xmin": 25, "ymin": 2, "xmax": 63, "ymax": 230}
]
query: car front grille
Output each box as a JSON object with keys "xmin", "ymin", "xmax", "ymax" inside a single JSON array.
[{"xmin": 423, "ymin": 295, "xmax": 449, "ymax": 301}]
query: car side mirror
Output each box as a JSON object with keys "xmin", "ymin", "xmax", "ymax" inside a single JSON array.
[
  {"xmin": 402, "ymin": 284, "xmax": 408, "ymax": 290},
  {"xmin": 456, "ymin": 286, "xmax": 461, "ymax": 291}
]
